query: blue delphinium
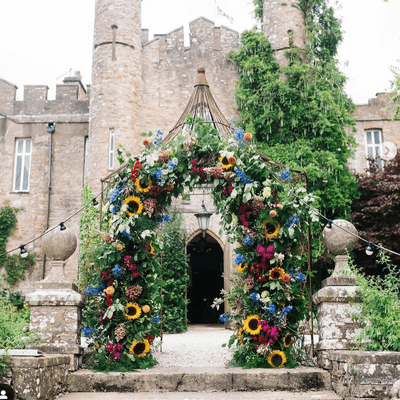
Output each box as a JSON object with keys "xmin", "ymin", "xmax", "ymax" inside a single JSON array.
[
  {"xmin": 235, "ymin": 169, "xmax": 254, "ymax": 184},
  {"xmin": 235, "ymin": 127, "xmax": 245, "ymax": 146},
  {"xmin": 296, "ymin": 272, "xmax": 306, "ymax": 282},
  {"xmin": 250, "ymin": 292, "xmax": 260, "ymax": 303},
  {"xmin": 281, "ymin": 167, "xmax": 292, "ymax": 181},
  {"xmin": 153, "ymin": 130, "xmax": 163, "ymax": 146},
  {"xmin": 234, "ymin": 254, "xmax": 246, "ymax": 265},
  {"xmin": 151, "ymin": 168, "xmax": 163, "ymax": 181},
  {"xmin": 122, "ymin": 229, "xmax": 133, "ymax": 239},
  {"xmin": 285, "ymin": 214, "xmax": 300, "ymax": 227},
  {"xmin": 242, "ymin": 235, "xmax": 254, "ymax": 246},
  {"xmin": 167, "ymin": 158, "xmax": 178, "ymax": 170},
  {"xmin": 153, "ymin": 317, "xmax": 160, "ymax": 323},
  {"xmin": 265, "ymin": 303, "xmax": 276, "ymax": 315}
]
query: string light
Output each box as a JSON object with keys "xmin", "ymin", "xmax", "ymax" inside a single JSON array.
[
  {"xmin": 92, "ymin": 198, "xmax": 99, "ymax": 207},
  {"xmin": 366, "ymin": 243, "xmax": 374, "ymax": 256},
  {"xmin": 325, "ymin": 220, "xmax": 332, "ymax": 230},
  {"xmin": 59, "ymin": 222, "xmax": 67, "ymax": 231},
  {"xmin": 20, "ymin": 245, "xmax": 28, "ymax": 258}
]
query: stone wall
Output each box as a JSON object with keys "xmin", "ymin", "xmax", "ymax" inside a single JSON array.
[
  {"xmin": 328, "ymin": 350, "xmax": 400, "ymax": 400},
  {"xmin": 141, "ymin": 17, "xmax": 239, "ymax": 137},
  {"xmin": 0, "ymin": 80, "xmax": 89, "ymax": 294},
  {"xmin": 348, "ymin": 92, "xmax": 400, "ymax": 173}
]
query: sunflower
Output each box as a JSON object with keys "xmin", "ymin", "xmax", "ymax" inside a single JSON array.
[
  {"xmin": 267, "ymin": 350, "xmax": 287, "ymax": 368},
  {"xmin": 237, "ymin": 327, "xmax": 244, "ymax": 345},
  {"xmin": 129, "ymin": 339, "xmax": 150, "ymax": 358},
  {"xmin": 124, "ymin": 196, "xmax": 143, "ymax": 216},
  {"xmin": 238, "ymin": 262, "xmax": 248, "ymax": 273},
  {"xmin": 261, "ymin": 219, "xmax": 280, "ymax": 239},
  {"xmin": 135, "ymin": 177, "xmax": 152, "ymax": 193},
  {"xmin": 283, "ymin": 332, "xmax": 294, "ymax": 348},
  {"xmin": 218, "ymin": 156, "xmax": 233, "ymax": 170},
  {"xmin": 269, "ymin": 267, "xmax": 285, "ymax": 280},
  {"xmin": 124, "ymin": 302, "xmax": 142, "ymax": 320},
  {"xmin": 243, "ymin": 315, "xmax": 262, "ymax": 335}
]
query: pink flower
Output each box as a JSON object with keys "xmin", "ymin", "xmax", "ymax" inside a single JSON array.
[
  {"xmin": 128, "ymin": 263, "xmax": 137, "ymax": 270},
  {"xmin": 265, "ymin": 252, "xmax": 275, "ymax": 260},
  {"xmin": 124, "ymin": 255, "xmax": 132, "ymax": 265},
  {"xmin": 243, "ymin": 221, "xmax": 249, "ymax": 227},
  {"xmin": 192, "ymin": 166, "xmax": 198, "ymax": 173},
  {"xmin": 191, "ymin": 159, "xmax": 197, "ymax": 166},
  {"xmin": 256, "ymin": 245, "xmax": 265, "ymax": 255},
  {"xmin": 115, "ymin": 343, "xmax": 122, "ymax": 351},
  {"xmin": 112, "ymin": 352, "xmax": 121, "ymax": 360},
  {"xmin": 267, "ymin": 245, "xmax": 275, "ymax": 253},
  {"xmin": 106, "ymin": 343, "xmax": 115, "ymax": 352},
  {"xmin": 132, "ymin": 271, "xmax": 140, "ymax": 278},
  {"xmin": 239, "ymin": 215, "xmax": 246, "ymax": 222}
]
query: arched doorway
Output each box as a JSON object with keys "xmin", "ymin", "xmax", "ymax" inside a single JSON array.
[{"xmin": 187, "ymin": 232, "xmax": 224, "ymax": 324}]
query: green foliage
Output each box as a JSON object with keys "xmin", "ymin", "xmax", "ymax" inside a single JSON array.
[
  {"xmin": 159, "ymin": 209, "xmax": 189, "ymax": 334},
  {"xmin": 351, "ymin": 150, "xmax": 400, "ymax": 271},
  {"xmin": 0, "ymin": 206, "xmax": 35, "ymax": 285},
  {"xmin": 351, "ymin": 252, "xmax": 400, "ymax": 351},
  {"xmin": 390, "ymin": 65, "xmax": 400, "ymax": 120}
]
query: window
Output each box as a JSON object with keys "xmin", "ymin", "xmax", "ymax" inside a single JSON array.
[
  {"xmin": 83, "ymin": 136, "xmax": 89, "ymax": 178},
  {"xmin": 109, "ymin": 129, "xmax": 115, "ymax": 170},
  {"xmin": 13, "ymin": 139, "xmax": 32, "ymax": 192},
  {"xmin": 365, "ymin": 130, "xmax": 383, "ymax": 168}
]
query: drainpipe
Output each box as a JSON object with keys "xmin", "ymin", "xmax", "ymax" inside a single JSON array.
[{"xmin": 42, "ymin": 122, "xmax": 55, "ymax": 279}]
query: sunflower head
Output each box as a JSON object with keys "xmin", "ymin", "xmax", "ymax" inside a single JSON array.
[
  {"xmin": 129, "ymin": 339, "xmax": 150, "ymax": 358},
  {"xmin": 261, "ymin": 219, "xmax": 280, "ymax": 239},
  {"xmin": 269, "ymin": 267, "xmax": 285, "ymax": 280},
  {"xmin": 124, "ymin": 196, "xmax": 143, "ymax": 216},
  {"xmin": 135, "ymin": 177, "xmax": 152, "ymax": 193},
  {"xmin": 218, "ymin": 156, "xmax": 232, "ymax": 170},
  {"xmin": 124, "ymin": 302, "xmax": 142, "ymax": 320},
  {"xmin": 267, "ymin": 350, "xmax": 287, "ymax": 368},
  {"xmin": 238, "ymin": 262, "xmax": 248, "ymax": 273},
  {"xmin": 243, "ymin": 315, "xmax": 261, "ymax": 335},
  {"xmin": 283, "ymin": 332, "xmax": 294, "ymax": 348}
]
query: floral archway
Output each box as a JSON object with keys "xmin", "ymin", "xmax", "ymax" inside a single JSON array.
[{"xmin": 85, "ymin": 117, "xmax": 317, "ymax": 370}]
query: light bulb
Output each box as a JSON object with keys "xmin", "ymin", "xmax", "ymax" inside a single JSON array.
[
  {"xmin": 366, "ymin": 243, "xmax": 374, "ymax": 256},
  {"xmin": 20, "ymin": 245, "xmax": 28, "ymax": 258},
  {"xmin": 92, "ymin": 198, "xmax": 99, "ymax": 207},
  {"xmin": 293, "ymin": 197, "xmax": 300, "ymax": 208},
  {"xmin": 59, "ymin": 222, "xmax": 67, "ymax": 231},
  {"xmin": 325, "ymin": 220, "xmax": 332, "ymax": 230}
]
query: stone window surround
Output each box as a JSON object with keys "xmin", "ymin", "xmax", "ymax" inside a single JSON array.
[
  {"xmin": 13, "ymin": 137, "xmax": 32, "ymax": 192},
  {"xmin": 365, "ymin": 128, "xmax": 383, "ymax": 169},
  {"xmin": 109, "ymin": 128, "xmax": 115, "ymax": 170}
]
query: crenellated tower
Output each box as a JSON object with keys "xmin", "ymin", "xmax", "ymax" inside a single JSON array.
[
  {"xmin": 262, "ymin": 0, "xmax": 306, "ymax": 66},
  {"xmin": 87, "ymin": 0, "xmax": 143, "ymax": 191}
]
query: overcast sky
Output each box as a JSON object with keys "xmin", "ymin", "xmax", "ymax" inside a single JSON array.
[{"xmin": 0, "ymin": 0, "xmax": 399, "ymax": 104}]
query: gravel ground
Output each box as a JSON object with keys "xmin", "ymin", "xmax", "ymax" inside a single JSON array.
[{"xmin": 152, "ymin": 324, "xmax": 234, "ymax": 368}]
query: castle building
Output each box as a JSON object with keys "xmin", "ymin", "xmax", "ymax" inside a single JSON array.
[{"xmin": 0, "ymin": 0, "xmax": 399, "ymax": 322}]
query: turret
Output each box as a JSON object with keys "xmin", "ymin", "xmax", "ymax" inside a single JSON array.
[
  {"xmin": 87, "ymin": 0, "xmax": 143, "ymax": 191},
  {"xmin": 262, "ymin": 0, "xmax": 306, "ymax": 66}
]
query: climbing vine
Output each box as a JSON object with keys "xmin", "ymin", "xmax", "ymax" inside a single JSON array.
[
  {"xmin": 0, "ymin": 206, "xmax": 35, "ymax": 286},
  {"xmin": 83, "ymin": 119, "xmax": 318, "ymax": 371}
]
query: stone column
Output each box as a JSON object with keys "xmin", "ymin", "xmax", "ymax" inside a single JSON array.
[
  {"xmin": 25, "ymin": 227, "xmax": 84, "ymax": 371},
  {"xmin": 313, "ymin": 219, "xmax": 362, "ymax": 369}
]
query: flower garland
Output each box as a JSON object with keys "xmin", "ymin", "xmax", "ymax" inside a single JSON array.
[{"xmin": 84, "ymin": 117, "xmax": 317, "ymax": 370}]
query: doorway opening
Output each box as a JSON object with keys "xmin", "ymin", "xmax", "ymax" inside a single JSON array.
[{"xmin": 187, "ymin": 232, "xmax": 224, "ymax": 324}]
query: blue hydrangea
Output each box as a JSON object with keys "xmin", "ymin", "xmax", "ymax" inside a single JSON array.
[
  {"xmin": 167, "ymin": 159, "xmax": 178, "ymax": 170},
  {"xmin": 85, "ymin": 285, "xmax": 104, "ymax": 295},
  {"xmin": 281, "ymin": 305, "xmax": 293, "ymax": 318},
  {"xmin": 151, "ymin": 168, "xmax": 162, "ymax": 181},
  {"xmin": 219, "ymin": 314, "xmax": 229, "ymax": 323},
  {"xmin": 235, "ymin": 127, "xmax": 245, "ymax": 146},
  {"xmin": 266, "ymin": 303, "xmax": 276, "ymax": 315},
  {"xmin": 289, "ymin": 266, "xmax": 295, "ymax": 278},
  {"xmin": 285, "ymin": 214, "xmax": 300, "ymax": 227},
  {"xmin": 85, "ymin": 286, "xmax": 94, "ymax": 295},
  {"xmin": 234, "ymin": 254, "xmax": 246, "ymax": 265},
  {"xmin": 235, "ymin": 169, "xmax": 254, "ymax": 184},
  {"xmin": 281, "ymin": 167, "xmax": 292, "ymax": 181},
  {"xmin": 296, "ymin": 272, "xmax": 306, "ymax": 282},
  {"xmin": 250, "ymin": 292, "xmax": 260, "ymax": 303},
  {"xmin": 122, "ymin": 229, "xmax": 132, "ymax": 239},
  {"xmin": 113, "ymin": 264, "xmax": 122, "ymax": 277},
  {"xmin": 155, "ymin": 214, "xmax": 171, "ymax": 224},
  {"xmin": 153, "ymin": 317, "xmax": 160, "ymax": 323},
  {"xmin": 82, "ymin": 327, "xmax": 91, "ymax": 337},
  {"xmin": 242, "ymin": 236, "xmax": 254, "ymax": 246},
  {"xmin": 111, "ymin": 205, "xmax": 118, "ymax": 214},
  {"xmin": 107, "ymin": 183, "xmax": 126, "ymax": 203}
]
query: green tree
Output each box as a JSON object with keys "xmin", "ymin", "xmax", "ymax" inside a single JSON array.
[{"xmin": 229, "ymin": 1, "xmax": 358, "ymax": 221}]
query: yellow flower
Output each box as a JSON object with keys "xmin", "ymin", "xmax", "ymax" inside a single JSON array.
[
  {"xmin": 124, "ymin": 302, "xmax": 142, "ymax": 320},
  {"xmin": 267, "ymin": 350, "xmax": 287, "ymax": 368},
  {"xmin": 218, "ymin": 156, "xmax": 232, "ymax": 170},
  {"xmin": 283, "ymin": 332, "xmax": 294, "ymax": 348},
  {"xmin": 124, "ymin": 196, "xmax": 143, "ymax": 216},
  {"xmin": 277, "ymin": 203, "xmax": 283, "ymax": 210},
  {"xmin": 142, "ymin": 305, "xmax": 150, "ymax": 314},
  {"xmin": 104, "ymin": 286, "xmax": 115, "ymax": 296},
  {"xmin": 135, "ymin": 177, "xmax": 152, "ymax": 193},
  {"xmin": 243, "ymin": 315, "xmax": 261, "ymax": 335},
  {"xmin": 129, "ymin": 339, "xmax": 150, "ymax": 358},
  {"xmin": 116, "ymin": 243, "xmax": 124, "ymax": 251},
  {"xmin": 269, "ymin": 267, "xmax": 285, "ymax": 280},
  {"xmin": 244, "ymin": 132, "xmax": 252, "ymax": 141},
  {"xmin": 261, "ymin": 219, "xmax": 280, "ymax": 239},
  {"xmin": 237, "ymin": 327, "xmax": 244, "ymax": 345},
  {"xmin": 238, "ymin": 263, "xmax": 248, "ymax": 273}
]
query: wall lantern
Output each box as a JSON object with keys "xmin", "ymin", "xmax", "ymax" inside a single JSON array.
[{"xmin": 195, "ymin": 200, "xmax": 212, "ymax": 238}]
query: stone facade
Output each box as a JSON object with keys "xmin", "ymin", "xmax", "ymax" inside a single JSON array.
[{"xmin": 348, "ymin": 92, "xmax": 400, "ymax": 174}]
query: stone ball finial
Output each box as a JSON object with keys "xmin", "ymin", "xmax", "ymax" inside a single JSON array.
[
  {"xmin": 41, "ymin": 225, "xmax": 77, "ymax": 261},
  {"xmin": 197, "ymin": 67, "xmax": 206, "ymax": 74},
  {"xmin": 323, "ymin": 219, "xmax": 358, "ymax": 255}
]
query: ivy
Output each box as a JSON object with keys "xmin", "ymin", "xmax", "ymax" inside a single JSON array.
[{"xmin": 0, "ymin": 207, "xmax": 35, "ymax": 286}]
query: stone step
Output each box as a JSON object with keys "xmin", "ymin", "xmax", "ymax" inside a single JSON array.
[
  {"xmin": 58, "ymin": 390, "xmax": 342, "ymax": 400},
  {"xmin": 67, "ymin": 366, "xmax": 335, "ymax": 393}
]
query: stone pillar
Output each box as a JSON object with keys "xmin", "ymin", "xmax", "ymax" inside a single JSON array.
[
  {"xmin": 313, "ymin": 219, "xmax": 362, "ymax": 369},
  {"xmin": 25, "ymin": 227, "xmax": 84, "ymax": 371},
  {"xmin": 262, "ymin": 0, "xmax": 306, "ymax": 66},
  {"xmin": 87, "ymin": 0, "xmax": 144, "ymax": 192}
]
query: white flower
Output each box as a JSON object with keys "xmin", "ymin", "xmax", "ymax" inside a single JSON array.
[
  {"xmin": 275, "ymin": 252, "xmax": 285, "ymax": 262},
  {"xmin": 219, "ymin": 150, "xmax": 234, "ymax": 159},
  {"xmin": 263, "ymin": 186, "xmax": 272, "ymax": 198}
]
